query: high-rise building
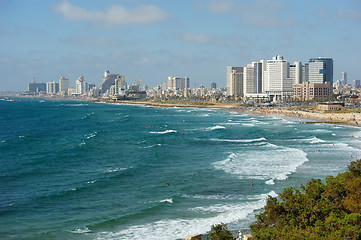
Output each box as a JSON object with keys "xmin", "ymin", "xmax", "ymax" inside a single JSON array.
[
  {"xmin": 341, "ymin": 72, "xmax": 347, "ymax": 85},
  {"xmin": 211, "ymin": 82, "xmax": 217, "ymax": 89},
  {"xmin": 289, "ymin": 61, "xmax": 303, "ymax": 85},
  {"xmin": 28, "ymin": 78, "xmax": 46, "ymax": 93},
  {"xmin": 353, "ymin": 80, "xmax": 360, "ymax": 88},
  {"xmin": 243, "ymin": 61, "xmax": 263, "ymax": 95},
  {"xmin": 115, "ymin": 75, "xmax": 126, "ymax": 96},
  {"xmin": 76, "ymin": 76, "xmax": 86, "ymax": 95},
  {"xmin": 59, "ymin": 77, "xmax": 69, "ymax": 95},
  {"xmin": 307, "ymin": 57, "xmax": 333, "ymax": 86},
  {"xmin": 46, "ymin": 81, "xmax": 59, "ymax": 95},
  {"xmin": 226, "ymin": 66, "xmax": 243, "ymax": 98},
  {"xmin": 243, "ymin": 63, "xmax": 255, "ymax": 95},
  {"xmin": 167, "ymin": 77, "xmax": 189, "ymax": 90},
  {"xmin": 263, "ymin": 54, "xmax": 292, "ymax": 100},
  {"xmin": 100, "ymin": 71, "xmax": 122, "ymax": 94}
]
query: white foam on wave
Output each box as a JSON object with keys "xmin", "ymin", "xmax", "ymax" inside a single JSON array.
[
  {"xmin": 206, "ymin": 125, "xmax": 226, "ymax": 131},
  {"xmin": 265, "ymin": 179, "xmax": 275, "ymax": 185},
  {"xmin": 353, "ymin": 131, "xmax": 361, "ymax": 139},
  {"xmin": 143, "ymin": 144, "xmax": 162, "ymax": 149},
  {"xmin": 183, "ymin": 194, "xmax": 238, "ymax": 201},
  {"xmin": 242, "ymin": 123, "xmax": 255, "ymax": 127},
  {"xmin": 302, "ymin": 129, "xmax": 333, "ymax": 134},
  {"xmin": 160, "ymin": 198, "xmax": 173, "ymax": 204},
  {"xmin": 66, "ymin": 103, "xmax": 88, "ymax": 107},
  {"xmin": 214, "ymin": 143, "xmax": 308, "ymax": 180},
  {"xmin": 105, "ymin": 167, "xmax": 127, "ymax": 173},
  {"xmin": 300, "ymin": 136, "xmax": 326, "ymax": 144},
  {"xmin": 150, "ymin": 130, "xmax": 177, "ymax": 134},
  {"xmin": 95, "ymin": 191, "xmax": 277, "ymax": 240},
  {"xmin": 87, "ymin": 132, "xmax": 97, "ymax": 139},
  {"xmin": 71, "ymin": 226, "xmax": 92, "ymax": 234},
  {"xmin": 210, "ymin": 137, "xmax": 267, "ymax": 143}
]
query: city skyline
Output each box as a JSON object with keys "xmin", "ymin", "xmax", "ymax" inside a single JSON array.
[{"xmin": 1, "ymin": 0, "xmax": 361, "ymax": 91}]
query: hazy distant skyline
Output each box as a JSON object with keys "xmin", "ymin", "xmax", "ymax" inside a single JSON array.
[{"xmin": 1, "ymin": 0, "xmax": 361, "ymax": 91}]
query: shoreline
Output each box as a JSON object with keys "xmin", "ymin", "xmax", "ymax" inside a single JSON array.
[
  {"xmin": 7, "ymin": 95, "xmax": 361, "ymax": 127},
  {"xmin": 107, "ymin": 99, "xmax": 361, "ymax": 128},
  {"xmin": 241, "ymin": 106, "xmax": 361, "ymax": 127}
]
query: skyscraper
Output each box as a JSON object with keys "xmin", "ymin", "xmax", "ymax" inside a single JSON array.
[
  {"xmin": 46, "ymin": 81, "xmax": 59, "ymax": 95},
  {"xmin": 263, "ymin": 54, "xmax": 292, "ymax": 100},
  {"xmin": 59, "ymin": 77, "xmax": 69, "ymax": 95},
  {"xmin": 115, "ymin": 75, "xmax": 126, "ymax": 96},
  {"xmin": 76, "ymin": 76, "xmax": 86, "ymax": 95},
  {"xmin": 226, "ymin": 66, "xmax": 243, "ymax": 98},
  {"xmin": 100, "ymin": 71, "xmax": 122, "ymax": 94},
  {"xmin": 28, "ymin": 78, "xmax": 46, "ymax": 93},
  {"xmin": 167, "ymin": 77, "xmax": 189, "ymax": 91},
  {"xmin": 243, "ymin": 64, "xmax": 254, "ymax": 95},
  {"xmin": 289, "ymin": 61, "xmax": 303, "ymax": 85},
  {"xmin": 341, "ymin": 72, "xmax": 347, "ymax": 85},
  {"xmin": 307, "ymin": 57, "xmax": 333, "ymax": 86}
]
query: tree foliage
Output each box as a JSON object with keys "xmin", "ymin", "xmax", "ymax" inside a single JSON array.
[
  {"xmin": 210, "ymin": 222, "xmax": 234, "ymax": 240},
  {"xmin": 250, "ymin": 159, "xmax": 361, "ymax": 239}
]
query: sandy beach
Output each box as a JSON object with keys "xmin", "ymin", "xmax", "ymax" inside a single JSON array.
[
  {"xmin": 244, "ymin": 106, "xmax": 361, "ymax": 127},
  {"xmin": 108, "ymin": 99, "xmax": 361, "ymax": 127}
]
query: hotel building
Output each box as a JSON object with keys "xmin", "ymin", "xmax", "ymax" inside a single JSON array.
[
  {"xmin": 293, "ymin": 82, "xmax": 331, "ymax": 101},
  {"xmin": 226, "ymin": 66, "xmax": 243, "ymax": 98}
]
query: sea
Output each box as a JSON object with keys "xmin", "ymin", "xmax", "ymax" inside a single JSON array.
[{"xmin": 1, "ymin": 98, "xmax": 361, "ymax": 240}]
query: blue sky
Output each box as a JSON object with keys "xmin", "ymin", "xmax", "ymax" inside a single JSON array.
[{"xmin": 1, "ymin": 0, "xmax": 361, "ymax": 91}]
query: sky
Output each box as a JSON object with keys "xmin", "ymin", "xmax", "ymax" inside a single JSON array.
[{"xmin": 1, "ymin": 0, "xmax": 361, "ymax": 91}]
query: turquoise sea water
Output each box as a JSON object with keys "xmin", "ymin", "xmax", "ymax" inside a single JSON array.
[{"xmin": 1, "ymin": 98, "xmax": 361, "ymax": 240}]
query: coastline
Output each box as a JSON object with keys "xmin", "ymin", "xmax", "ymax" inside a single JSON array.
[
  {"xmin": 7, "ymin": 95, "xmax": 361, "ymax": 127},
  {"xmin": 241, "ymin": 106, "xmax": 361, "ymax": 127},
  {"xmin": 107, "ymin": 99, "xmax": 361, "ymax": 128}
]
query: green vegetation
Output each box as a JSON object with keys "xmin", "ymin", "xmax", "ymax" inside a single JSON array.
[
  {"xmin": 210, "ymin": 223, "xmax": 234, "ymax": 240},
  {"xmin": 250, "ymin": 159, "xmax": 361, "ymax": 239}
]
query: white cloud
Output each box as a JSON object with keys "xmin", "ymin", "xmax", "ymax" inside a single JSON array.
[
  {"xmin": 198, "ymin": 0, "xmax": 294, "ymax": 28},
  {"xmin": 53, "ymin": 0, "xmax": 169, "ymax": 25},
  {"xmin": 337, "ymin": 9, "xmax": 361, "ymax": 21},
  {"xmin": 63, "ymin": 36, "xmax": 125, "ymax": 46},
  {"xmin": 175, "ymin": 33, "xmax": 211, "ymax": 43},
  {"xmin": 201, "ymin": 0, "xmax": 234, "ymax": 13}
]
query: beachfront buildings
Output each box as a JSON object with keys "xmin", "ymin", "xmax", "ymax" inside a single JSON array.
[
  {"xmin": 226, "ymin": 66, "xmax": 243, "ymax": 99},
  {"xmin": 226, "ymin": 54, "xmax": 333, "ymax": 102},
  {"xmin": 306, "ymin": 57, "xmax": 333, "ymax": 86},
  {"xmin": 167, "ymin": 77, "xmax": 190, "ymax": 91},
  {"xmin": 75, "ymin": 76, "xmax": 86, "ymax": 95},
  {"xmin": 46, "ymin": 81, "xmax": 59, "ymax": 95},
  {"xmin": 263, "ymin": 54, "xmax": 293, "ymax": 101},
  {"xmin": 59, "ymin": 77, "xmax": 69, "ymax": 95},
  {"xmin": 28, "ymin": 79, "xmax": 46, "ymax": 93},
  {"xmin": 293, "ymin": 82, "xmax": 331, "ymax": 101},
  {"xmin": 100, "ymin": 71, "xmax": 125, "ymax": 95}
]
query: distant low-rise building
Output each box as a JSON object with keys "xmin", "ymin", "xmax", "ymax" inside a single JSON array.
[{"xmin": 317, "ymin": 102, "xmax": 344, "ymax": 111}]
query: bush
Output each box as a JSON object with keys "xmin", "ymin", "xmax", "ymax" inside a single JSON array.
[
  {"xmin": 210, "ymin": 222, "xmax": 234, "ymax": 240},
  {"xmin": 250, "ymin": 159, "xmax": 361, "ymax": 240}
]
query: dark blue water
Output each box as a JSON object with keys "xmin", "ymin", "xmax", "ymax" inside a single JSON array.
[{"xmin": 1, "ymin": 98, "xmax": 360, "ymax": 239}]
